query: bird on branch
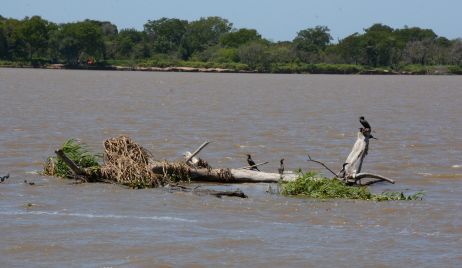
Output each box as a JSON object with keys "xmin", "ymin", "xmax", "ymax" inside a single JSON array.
[
  {"xmin": 246, "ymin": 154, "xmax": 260, "ymax": 171},
  {"xmin": 278, "ymin": 158, "xmax": 285, "ymax": 175},
  {"xmin": 359, "ymin": 116, "xmax": 371, "ymax": 131},
  {"xmin": 359, "ymin": 116, "xmax": 377, "ymax": 139}
]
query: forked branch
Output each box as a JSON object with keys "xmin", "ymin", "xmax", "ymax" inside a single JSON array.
[{"xmin": 306, "ymin": 154, "xmax": 337, "ymax": 177}]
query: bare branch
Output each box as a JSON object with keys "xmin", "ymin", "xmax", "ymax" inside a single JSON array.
[
  {"xmin": 353, "ymin": 173, "xmax": 395, "ymax": 184},
  {"xmin": 166, "ymin": 184, "xmax": 247, "ymax": 198},
  {"xmin": 185, "ymin": 141, "xmax": 211, "ymax": 163},
  {"xmin": 359, "ymin": 179, "xmax": 389, "ymax": 186},
  {"xmin": 306, "ymin": 154, "xmax": 337, "ymax": 177},
  {"xmin": 55, "ymin": 149, "xmax": 87, "ymax": 176}
]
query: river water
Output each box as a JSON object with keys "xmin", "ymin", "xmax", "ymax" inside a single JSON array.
[{"xmin": 0, "ymin": 68, "xmax": 461, "ymax": 267}]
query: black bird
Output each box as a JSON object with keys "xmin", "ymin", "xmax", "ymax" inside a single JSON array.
[
  {"xmin": 0, "ymin": 173, "xmax": 9, "ymax": 183},
  {"xmin": 337, "ymin": 163, "xmax": 348, "ymax": 178},
  {"xmin": 278, "ymin": 158, "xmax": 285, "ymax": 175},
  {"xmin": 359, "ymin": 116, "xmax": 371, "ymax": 130},
  {"xmin": 359, "ymin": 116, "xmax": 377, "ymax": 139},
  {"xmin": 246, "ymin": 154, "xmax": 260, "ymax": 171}
]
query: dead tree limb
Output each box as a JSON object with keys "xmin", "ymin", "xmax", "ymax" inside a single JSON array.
[
  {"xmin": 337, "ymin": 128, "xmax": 394, "ymax": 185},
  {"xmin": 306, "ymin": 154, "xmax": 337, "ymax": 177},
  {"xmin": 55, "ymin": 149, "xmax": 87, "ymax": 176},
  {"xmin": 166, "ymin": 184, "xmax": 247, "ymax": 198},
  {"xmin": 185, "ymin": 141, "xmax": 211, "ymax": 163},
  {"xmin": 353, "ymin": 173, "xmax": 395, "ymax": 184},
  {"xmin": 193, "ymin": 188, "xmax": 247, "ymax": 198},
  {"xmin": 150, "ymin": 162, "xmax": 298, "ymax": 183}
]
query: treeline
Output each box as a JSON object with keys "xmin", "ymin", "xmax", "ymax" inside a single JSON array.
[{"xmin": 1, "ymin": 15, "xmax": 462, "ymax": 72}]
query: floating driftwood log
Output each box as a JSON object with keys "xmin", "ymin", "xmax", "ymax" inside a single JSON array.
[{"xmin": 48, "ymin": 117, "xmax": 395, "ymax": 198}]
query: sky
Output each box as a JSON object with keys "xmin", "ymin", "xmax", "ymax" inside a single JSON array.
[{"xmin": 2, "ymin": 0, "xmax": 461, "ymax": 41}]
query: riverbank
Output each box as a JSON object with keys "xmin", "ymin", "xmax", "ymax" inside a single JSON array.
[{"xmin": 1, "ymin": 60, "xmax": 461, "ymax": 75}]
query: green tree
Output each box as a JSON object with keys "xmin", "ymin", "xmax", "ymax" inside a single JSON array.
[
  {"xmin": 0, "ymin": 26, "xmax": 7, "ymax": 59},
  {"xmin": 268, "ymin": 41, "xmax": 297, "ymax": 63},
  {"xmin": 0, "ymin": 18, "xmax": 28, "ymax": 60},
  {"xmin": 219, "ymin": 28, "xmax": 261, "ymax": 48},
  {"xmin": 238, "ymin": 41, "xmax": 270, "ymax": 71},
  {"xmin": 20, "ymin": 16, "xmax": 54, "ymax": 60},
  {"xmin": 394, "ymin": 26, "xmax": 437, "ymax": 44},
  {"xmin": 144, "ymin": 18, "xmax": 188, "ymax": 54},
  {"xmin": 337, "ymin": 33, "xmax": 364, "ymax": 64},
  {"xmin": 449, "ymin": 39, "xmax": 462, "ymax": 65},
  {"xmin": 52, "ymin": 21, "xmax": 105, "ymax": 64},
  {"xmin": 293, "ymin": 26, "xmax": 332, "ymax": 63},
  {"xmin": 180, "ymin": 16, "xmax": 232, "ymax": 59},
  {"xmin": 114, "ymin": 28, "xmax": 147, "ymax": 59},
  {"xmin": 361, "ymin": 24, "xmax": 398, "ymax": 66}
]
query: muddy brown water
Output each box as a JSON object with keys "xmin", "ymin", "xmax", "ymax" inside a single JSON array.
[{"xmin": 0, "ymin": 68, "xmax": 461, "ymax": 267}]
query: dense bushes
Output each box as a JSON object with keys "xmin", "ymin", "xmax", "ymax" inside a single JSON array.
[{"xmin": 1, "ymin": 15, "xmax": 461, "ymax": 73}]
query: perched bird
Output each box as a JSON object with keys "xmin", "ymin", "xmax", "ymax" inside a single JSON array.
[
  {"xmin": 246, "ymin": 154, "xmax": 260, "ymax": 171},
  {"xmin": 278, "ymin": 158, "xmax": 285, "ymax": 175},
  {"xmin": 337, "ymin": 163, "xmax": 348, "ymax": 178},
  {"xmin": 359, "ymin": 116, "xmax": 377, "ymax": 139},
  {"xmin": 359, "ymin": 116, "xmax": 371, "ymax": 130},
  {"xmin": 0, "ymin": 173, "xmax": 9, "ymax": 183}
]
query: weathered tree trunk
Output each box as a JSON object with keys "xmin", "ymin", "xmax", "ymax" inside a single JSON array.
[
  {"xmin": 339, "ymin": 129, "xmax": 394, "ymax": 185},
  {"xmin": 343, "ymin": 131, "xmax": 369, "ymax": 178},
  {"xmin": 150, "ymin": 162, "xmax": 298, "ymax": 183}
]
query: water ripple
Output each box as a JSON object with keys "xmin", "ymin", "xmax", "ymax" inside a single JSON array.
[{"xmin": 0, "ymin": 210, "xmax": 197, "ymax": 223}]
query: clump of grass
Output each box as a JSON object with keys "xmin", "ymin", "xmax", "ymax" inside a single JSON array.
[
  {"xmin": 281, "ymin": 172, "xmax": 423, "ymax": 201},
  {"xmin": 43, "ymin": 139, "xmax": 100, "ymax": 177}
]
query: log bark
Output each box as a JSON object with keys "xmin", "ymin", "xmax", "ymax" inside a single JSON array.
[{"xmin": 151, "ymin": 162, "xmax": 298, "ymax": 183}]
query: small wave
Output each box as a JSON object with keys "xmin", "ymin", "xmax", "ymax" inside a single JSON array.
[
  {"xmin": 451, "ymin": 164, "xmax": 461, "ymax": 169},
  {"xmin": 0, "ymin": 211, "xmax": 196, "ymax": 223},
  {"xmin": 417, "ymin": 172, "xmax": 433, "ymax": 176}
]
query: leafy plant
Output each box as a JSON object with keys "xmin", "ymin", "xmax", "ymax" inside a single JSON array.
[
  {"xmin": 43, "ymin": 138, "xmax": 100, "ymax": 177},
  {"xmin": 281, "ymin": 172, "xmax": 423, "ymax": 201}
]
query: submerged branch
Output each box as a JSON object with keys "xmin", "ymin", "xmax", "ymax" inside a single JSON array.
[{"xmin": 166, "ymin": 184, "xmax": 247, "ymax": 198}]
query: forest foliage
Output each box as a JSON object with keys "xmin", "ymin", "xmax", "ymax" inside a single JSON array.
[{"xmin": 1, "ymin": 15, "xmax": 461, "ymax": 72}]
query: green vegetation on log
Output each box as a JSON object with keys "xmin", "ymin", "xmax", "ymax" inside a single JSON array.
[
  {"xmin": 43, "ymin": 139, "xmax": 423, "ymax": 201},
  {"xmin": 0, "ymin": 15, "xmax": 461, "ymax": 73},
  {"xmin": 44, "ymin": 139, "xmax": 100, "ymax": 177},
  {"xmin": 282, "ymin": 172, "xmax": 424, "ymax": 201}
]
